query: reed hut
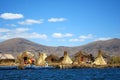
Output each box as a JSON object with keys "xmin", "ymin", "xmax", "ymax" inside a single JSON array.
[
  {"xmin": 17, "ymin": 51, "xmax": 34, "ymax": 64},
  {"xmin": 45, "ymin": 54, "xmax": 60, "ymax": 63},
  {"xmin": 73, "ymin": 51, "xmax": 90, "ymax": 64},
  {"xmin": 93, "ymin": 50, "xmax": 107, "ymax": 65},
  {"xmin": 61, "ymin": 51, "xmax": 73, "ymax": 64},
  {"xmin": 37, "ymin": 52, "xmax": 47, "ymax": 66},
  {"xmin": 0, "ymin": 54, "xmax": 15, "ymax": 63}
]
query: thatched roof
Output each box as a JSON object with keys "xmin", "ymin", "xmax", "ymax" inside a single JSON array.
[
  {"xmin": 46, "ymin": 54, "xmax": 60, "ymax": 63},
  {"xmin": 93, "ymin": 50, "xmax": 107, "ymax": 65},
  {"xmin": 61, "ymin": 51, "xmax": 73, "ymax": 64},
  {"xmin": 75, "ymin": 51, "xmax": 89, "ymax": 58},
  {"xmin": 21, "ymin": 51, "xmax": 34, "ymax": 58},
  {"xmin": 17, "ymin": 51, "xmax": 34, "ymax": 59},
  {"xmin": 17, "ymin": 51, "xmax": 34, "ymax": 64},
  {"xmin": 0, "ymin": 54, "xmax": 15, "ymax": 60},
  {"xmin": 73, "ymin": 51, "xmax": 90, "ymax": 64},
  {"xmin": 37, "ymin": 52, "xmax": 47, "ymax": 65}
]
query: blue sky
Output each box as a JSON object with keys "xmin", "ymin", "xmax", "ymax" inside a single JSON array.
[{"xmin": 0, "ymin": 0, "xmax": 120, "ymax": 46}]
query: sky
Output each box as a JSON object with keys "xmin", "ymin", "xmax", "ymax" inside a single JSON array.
[{"xmin": 0, "ymin": 0, "xmax": 120, "ymax": 46}]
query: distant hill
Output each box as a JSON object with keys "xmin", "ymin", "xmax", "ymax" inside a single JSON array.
[
  {"xmin": 0, "ymin": 38, "xmax": 53, "ymax": 57},
  {"xmin": 0, "ymin": 38, "xmax": 120, "ymax": 58},
  {"xmin": 79, "ymin": 38, "xmax": 120, "ymax": 56},
  {"xmin": 0, "ymin": 38, "xmax": 79, "ymax": 57}
]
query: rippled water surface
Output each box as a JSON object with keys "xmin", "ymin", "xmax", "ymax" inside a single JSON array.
[{"xmin": 0, "ymin": 68, "xmax": 120, "ymax": 80}]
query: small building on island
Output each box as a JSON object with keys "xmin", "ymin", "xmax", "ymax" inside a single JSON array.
[
  {"xmin": 37, "ymin": 52, "xmax": 47, "ymax": 66},
  {"xmin": 45, "ymin": 54, "xmax": 60, "ymax": 63},
  {"xmin": 73, "ymin": 51, "xmax": 91, "ymax": 64},
  {"xmin": 17, "ymin": 51, "xmax": 35, "ymax": 64},
  {"xmin": 0, "ymin": 54, "xmax": 15, "ymax": 63},
  {"xmin": 60, "ymin": 51, "xmax": 73, "ymax": 64},
  {"xmin": 93, "ymin": 50, "xmax": 107, "ymax": 65}
]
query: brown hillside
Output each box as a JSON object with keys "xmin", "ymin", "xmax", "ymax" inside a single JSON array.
[{"xmin": 0, "ymin": 38, "xmax": 120, "ymax": 58}]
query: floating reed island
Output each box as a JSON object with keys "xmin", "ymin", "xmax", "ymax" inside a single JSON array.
[{"xmin": 0, "ymin": 50, "xmax": 120, "ymax": 69}]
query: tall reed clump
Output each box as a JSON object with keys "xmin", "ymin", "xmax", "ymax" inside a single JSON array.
[{"xmin": 110, "ymin": 56, "xmax": 120, "ymax": 64}]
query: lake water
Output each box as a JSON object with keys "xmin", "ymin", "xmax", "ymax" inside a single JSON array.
[{"xmin": 0, "ymin": 68, "xmax": 120, "ymax": 80}]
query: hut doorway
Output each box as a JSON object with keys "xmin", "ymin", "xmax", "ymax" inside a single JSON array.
[
  {"xmin": 24, "ymin": 57, "xmax": 27, "ymax": 62},
  {"xmin": 81, "ymin": 57, "xmax": 84, "ymax": 61}
]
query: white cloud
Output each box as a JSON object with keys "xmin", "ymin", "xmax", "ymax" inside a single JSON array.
[
  {"xmin": 28, "ymin": 32, "xmax": 47, "ymax": 39},
  {"xmin": 6, "ymin": 24, "xmax": 16, "ymax": 27},
  {"xmin": 69, "ymin": 39, "xmax": 80, "ymax": 42},
  {"xmin": 94, "ymin": 37, "xmax": 111, "ymax": 41},
  {"xmin": 0, "ymin": 13, "xmax": 23, "ymax": 20},
  {"xmin": 15, "ymin": 28, "xmax": 30, "ymax": 32},
  {"xmin": 48, "ymin": 18, "xmax": 67, "ymax": 22},
  {"xmin": 52, "ymin": 33, "xmax": 73, "ymax": 38},
  {"xmin": 79, "ymin": 34, "xmax": 93, "ymax": 39},
  {"xmin": 52, "ymin": 33, "xmax": 62, "ymax": 38},
  {"xmin": 0, "ymin": 28, "xmax": 10, "ymax": 32},
  {"xmin": 69, "ymin": 34, "xmax": 93, "ymax": 42},
  {"xmin": 65, "ymin": 33, "xmax": 73, "ymax": 37},
  {"xmin": 69, "ymin": 38, "xmax": 85, "ymax": 42},
  {"xmin": 18, "ymin": 19, "xmax": 43, "ymax": 25},
  {"xmin": 0, "ymin": 28, "xmax": 47, "ymax": 40}
]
